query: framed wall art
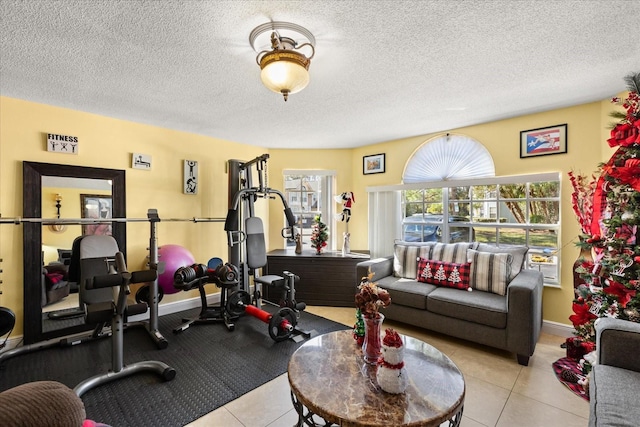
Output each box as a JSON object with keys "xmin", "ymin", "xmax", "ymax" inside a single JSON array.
[
  {"xmin": 520, "ymin": 124, "xmax": 567, "ymax": 158},
  {"xmin": 183, "ymin": 160, "xmax": 198, "ymax": 194},
  {"xmin": 363, "ymin": 153, "xmax": 385, "ymax": 175},
  {"xmin": 80, "ymin": 194, "xmax": 112, "ymax": 235}
]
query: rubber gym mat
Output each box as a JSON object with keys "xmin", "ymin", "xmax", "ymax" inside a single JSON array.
[{"xmin": 0, "ymin": 306, "xmax": 350, "ymax": 426}]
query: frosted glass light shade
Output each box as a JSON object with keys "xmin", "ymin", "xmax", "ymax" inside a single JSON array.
[
  {"xmin": 261, "ymin": 61, "xmax": 309, "ymax": 94},
  {"xmin": 259, "ymin": 50, "xmax": 311, "ymax": 100}
]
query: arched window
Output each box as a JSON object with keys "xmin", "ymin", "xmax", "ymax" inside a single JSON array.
[{"xmin": 402, "ymin": 134, "xmax": 495, "ymax": 183}]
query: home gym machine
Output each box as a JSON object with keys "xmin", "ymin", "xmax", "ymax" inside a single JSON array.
[
  {"xmin": 171, "ymin": 154, "xmax": 309, "ymax": 342},
  {"xmin": 223, "ymin": 154, "xmax": 313, "ymax": 342}
]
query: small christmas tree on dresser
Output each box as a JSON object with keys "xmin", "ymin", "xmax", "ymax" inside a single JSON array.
[
  {"xmin": 569, "ymin": 71, "xmax": 640, "ymax": 358},
  {"xmin": 311, "ymin": 214, "xmax": 328, "ymax": 254},
  {"xmin": 353, "ymin": 309, "xmax": 365, "ymax": 346}
]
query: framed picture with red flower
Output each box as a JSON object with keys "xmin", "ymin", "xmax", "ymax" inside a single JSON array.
[{"xmin": 520, "ymin": 124, "xmax": 567, "ymax": 158}]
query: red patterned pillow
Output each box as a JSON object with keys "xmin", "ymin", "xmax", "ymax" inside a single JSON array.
[{"xmin": 417, "ymin": 258, "xmax": 471, "ymax": 290}]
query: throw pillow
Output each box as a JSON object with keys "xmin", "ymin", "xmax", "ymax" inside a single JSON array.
[
  {"xmin": 467, "ymin": 249, "xmax": 512, "ymax": 296},
  {"xmin": 430, "ymin": 242, "xmax": 478, "ymax": 264},
  {"xmin": 417, "ymin": 258, "xmax": 471, "ymax": 290},
  {"xmin": 44, "ymin": 272, "xmax": 64, "ymax": 287},
  {"xmin": 393, "ymin": 243, "xmax": 435, "ymax": 279},
  {"xmin": 476, "ymin": 243, "xmax": 528, "ymax": 280}
]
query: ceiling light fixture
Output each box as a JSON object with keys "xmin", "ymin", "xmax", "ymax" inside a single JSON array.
[{"xmin": 250, "ymin": 22, "xmax": 315, "ymax": 101}]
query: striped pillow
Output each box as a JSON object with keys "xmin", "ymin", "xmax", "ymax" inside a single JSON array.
[
  {"xmin": 430, "ymin": 242, "xmax": 478, "ymax": 264},
  {"xmin": 467, "ymin": 249, "xmax": 512, "ymax": 296},
  {"xmin": 393, "ymin": 243, "xmax": 435, "ymax": 279}
]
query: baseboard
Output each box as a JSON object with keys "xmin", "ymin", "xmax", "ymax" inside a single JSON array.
[
  {"xmin": 128, "ymin": 291, "xmax": 225, "ymax": 322},
  {"xmin": 542, "ymin": 320, "xmax": 574, "ymax": 338}
]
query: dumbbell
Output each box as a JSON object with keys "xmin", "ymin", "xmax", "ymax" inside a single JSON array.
[{"xmin": 226, "ymin": 290, "xmax": 297, "ymax": 342}]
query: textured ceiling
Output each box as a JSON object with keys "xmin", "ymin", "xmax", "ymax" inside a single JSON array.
[{"xmin": 1, "ymin": 0, "xmax": 639, "ymax": 149}]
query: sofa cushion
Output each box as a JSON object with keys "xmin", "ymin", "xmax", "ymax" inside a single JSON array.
[
  {"xmin": 590, "ymin": 364, "xmax": 640, "ymax": 427},
  {"xmin": 417, "ymin": 258, "xmax": 471, "ymax": 290},
  {"xmin": 393, "ymin": 242, "xmax": 436, "ymax": 279},
  {"xmin": 467, "ymin": 249, "xmax": 512, "ymax": 296},
  {"xmin": 430, "ymin": 242, "xmax": 478, "ymax": 264},
  {"xmin": 427, "ymin": 287, "xmax": 508, "ymax": 329},
  {"xmin": 377, "ymin": 276, "xmax": 435, "ymax": 310},
  {"xmin": 477, "ymin": 243, "xmax": 528, "ymax": 280}
]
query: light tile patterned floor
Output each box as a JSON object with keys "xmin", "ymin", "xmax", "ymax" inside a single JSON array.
[{"xmin": 186, "ymin": 306, "xmax": 589, "ymax": 427}]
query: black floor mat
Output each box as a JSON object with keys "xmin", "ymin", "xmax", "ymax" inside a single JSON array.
[{"xmin": 0, "ymin": 306, "xmax": 349, "ymax": 426}]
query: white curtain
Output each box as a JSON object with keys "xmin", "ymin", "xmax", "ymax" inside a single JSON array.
[{"xmin": 367, "ymin": 190, "xmax": 401, "ymax": 258}]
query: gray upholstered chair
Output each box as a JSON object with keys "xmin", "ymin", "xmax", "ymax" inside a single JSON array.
[{"xmin": 589, "ymin": 317, "xmax": 640, "ymax": 426}]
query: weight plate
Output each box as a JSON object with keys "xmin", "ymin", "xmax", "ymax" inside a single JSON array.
[
  {"xmin": 225, "ymin": 290, "xmax": 250, "ymax": 317},
  {"xmin": 268, "ymin": 307, "xmax": 297, "ymax": 342},
  {"xmin": 135, "ymin": 286, "xmax": 147, "ymax": 303},
  {"xmin": 0, "ymin": 307, "xmax": 16, "ymax": 336},
  {"xmin": 134, "ymin": 285, "xmax": 164, "ymax": 304}
]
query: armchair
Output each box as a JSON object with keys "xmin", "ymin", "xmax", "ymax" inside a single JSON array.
[{"xmin": 589, "ymin": 317, "xmax": 640, "ymax": 426}]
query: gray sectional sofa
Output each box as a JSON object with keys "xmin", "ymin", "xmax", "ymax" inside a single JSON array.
[
  {"xmin": 589, "ymin": 317, "xmax": 640, "ymax": 426},
  {"xmin": 356, "ymin": 241, "xmax": 543, "ymax": 365}
]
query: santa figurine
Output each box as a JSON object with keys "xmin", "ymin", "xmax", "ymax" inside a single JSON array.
[
  {"xmin": 335, "ymin": 191, "xmax": 355, "ymax": 222},
  {"xmin": 376, "ymin": 328, "xmax": 408, "ymax": 394}
]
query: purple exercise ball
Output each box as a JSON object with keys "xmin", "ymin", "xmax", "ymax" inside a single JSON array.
[{"xmin": 157, "ymin": 244, "xmax": 195, "ymax": 294}]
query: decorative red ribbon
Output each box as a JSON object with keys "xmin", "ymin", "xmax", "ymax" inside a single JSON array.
[
  {"xmin": 590, "ymin": 147, "xmax": 623, "ymax": 238},
  {"xmin": 380, "ymin": 360, "xmax": 404, "ymax": 369}
]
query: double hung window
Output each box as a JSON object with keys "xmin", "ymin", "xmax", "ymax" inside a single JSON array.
[{"xmin": 283, "ymin": 171, "xmax": 335, "ymax": 250}]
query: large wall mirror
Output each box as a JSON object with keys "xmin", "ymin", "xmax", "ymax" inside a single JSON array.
[{"xmin": 23, "ymin": 162, "xmax": 126, "ymax": 344}]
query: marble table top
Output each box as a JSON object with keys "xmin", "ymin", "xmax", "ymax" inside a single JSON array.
[{"xmin": 288, "ymin": 330, "xmax": 465, "ymax": 427}]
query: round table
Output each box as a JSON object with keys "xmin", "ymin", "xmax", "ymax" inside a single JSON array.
[{"xmin": 288, "ymin": 330, "xmax": 465, "ymax": 427}]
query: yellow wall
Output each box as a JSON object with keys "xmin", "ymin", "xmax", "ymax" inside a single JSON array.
[
  {"xmin": 0, "ymin": 93, "xmax": 624, "ymax": 337},
  {"xmin": 0, "ymin": 96, "xmax": 267, "ymax": 335}
]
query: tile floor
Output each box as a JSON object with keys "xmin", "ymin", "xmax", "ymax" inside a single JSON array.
[{"xmin": 186, "ymin": 306, "xmax": 590, "ymax": 427}]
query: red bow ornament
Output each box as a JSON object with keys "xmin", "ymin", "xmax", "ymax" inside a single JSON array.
[
  {"xmin": 607, "ymin": 115, "xmax": 640, "ymax": 148},
  {"xmin": 603, "ymin": 159, "xmax": 640, "ymax": 192}
]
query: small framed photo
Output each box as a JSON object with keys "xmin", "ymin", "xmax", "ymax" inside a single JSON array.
[
  {"xmin": 80, "ymin": 194, "xmax": 112, "ymax": 236},
  {"xmin": 520, "ymin": 124, "xmax": 567, "ymax": 158},
  {"xmin": 363, "ymin": 153, "xmax": 385, "ymax": 175},
  {"xmin": 132, "ymin": 153, "xmax": 152, "ymax": 170}
]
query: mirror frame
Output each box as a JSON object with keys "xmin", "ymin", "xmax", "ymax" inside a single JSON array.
[{"xmin": 23, "ymin": 161, "xmax": 126, "ymax": 345}]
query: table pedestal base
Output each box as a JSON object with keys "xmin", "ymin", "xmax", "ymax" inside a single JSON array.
[{"xmin": 292, "ymin": 391, "xmax": 334, "ymax": 427}]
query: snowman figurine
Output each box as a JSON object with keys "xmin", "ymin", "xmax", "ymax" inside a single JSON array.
[{"xmin": 376, "ymin": 328, "xmax": 408, "ymax": 394}]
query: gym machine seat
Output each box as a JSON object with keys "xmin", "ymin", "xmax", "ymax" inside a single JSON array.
[{"xmin": 245, "ymin": 217, "xmax": 305, "ymax": 311}]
